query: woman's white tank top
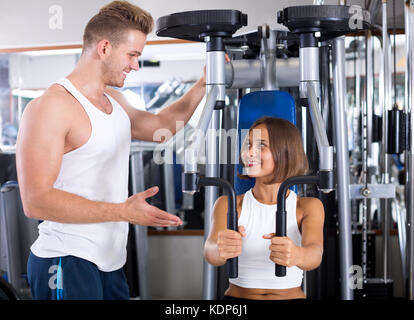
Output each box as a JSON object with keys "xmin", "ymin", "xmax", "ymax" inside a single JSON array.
[
  {"xmin": 30, "ymin": 78, "xmax": 131, "ymax": 272},
  {"xmin": 229, "ymin": 188, "xmax": 303, "ymax": 289}
]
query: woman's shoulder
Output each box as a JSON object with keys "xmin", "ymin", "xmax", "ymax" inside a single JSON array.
[
  {"xmin": 213, "ymin": 194, "xmax": 246, "ymax": 219},
  {"xmin": 237, "ymin": 193, "xmax": 245, "ymax": 205},
  {"xmin": 296, "ymin": 195, "xmax": 324, "ymax": 215},
  {"xmin": 214, "ymin": 194, "xmax": 246, "ymax": 209}
]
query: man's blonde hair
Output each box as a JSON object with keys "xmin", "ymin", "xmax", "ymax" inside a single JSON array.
[{"xmin": 83, "ymin": 1, "xmax": 154, "ymax": 50}]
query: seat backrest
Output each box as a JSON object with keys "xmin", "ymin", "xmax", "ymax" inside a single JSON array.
[{"xmin": 234, "ymin": 90, "xmax": 297, "ymax": 195}]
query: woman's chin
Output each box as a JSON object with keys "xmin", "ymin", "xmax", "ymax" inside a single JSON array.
[{"xmin": 245, "ymin": 168, "xmax": 261, "ymax": 177}]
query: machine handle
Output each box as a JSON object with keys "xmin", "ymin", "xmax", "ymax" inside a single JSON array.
[
  {"xmin": 274, "ymin": 175, "xmax": 319, "ymax": 277},
  {"xmin": 199, "ymin": 176, "xmax": 239, "ymax": 278},
  {"xmin": 275, "ymin": 210, "xmax": 287, "ymax": 277},
  {"xmin": 0, "ymin": 181, "xmax": 19, "ymax": 193},
  {"xmin": 228, "ymin": 257, "xmax": 238, "ymax": 279},
  {"xmin": 227, "ymin": 202, "xmax": 238, "ymax": 279}
]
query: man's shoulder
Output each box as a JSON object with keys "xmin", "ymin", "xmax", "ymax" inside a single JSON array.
[
  {"xmin": 41, "ymin": 83, "xmax": 75, "ymax": 104},
  {"xmin": 22, "ymin": 84, "xmax": 79, "ymax": 130},
  {"xmin": 27, "ymin": 84, "xmax": 76, "ymax": 113}
]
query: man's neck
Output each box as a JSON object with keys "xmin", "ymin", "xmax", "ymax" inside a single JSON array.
[{"xmin": 67, "ymin": 57, "xmax": 107, "ymax": 99}]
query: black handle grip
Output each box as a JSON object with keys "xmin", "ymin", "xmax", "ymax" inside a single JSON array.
[
  {"xmin": 275, "ymin": 210, "xmax": 287, "ymax": 277},
  {"xmin": 198, "ymin": 176, "xmax": 239, "ymax": 279},
  {"xmin": 276, "ymin": 264, "xmax": 286, "ymax": 277},
  {"xmin": 228, "ymin": 257, "xmax": 238, "ymax": 278},
  {"xmin": 274, "ymin": 175, "xmax": 320, "ymax": 277},
  {"xmin": 227, "ymin": 193, "xmax": 238, "ymax": 279}
]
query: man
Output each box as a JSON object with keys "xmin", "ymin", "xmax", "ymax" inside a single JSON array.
[{"xmin": 16, "ymin": 1, "xmax": 206, "ymax": 300}]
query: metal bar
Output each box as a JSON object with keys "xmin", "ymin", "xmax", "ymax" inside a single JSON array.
[
  {"xmin": 184, "ymin": 85, "xmax": 219, "ymax": 176},
  {"xmin": 306, "ymin": 82, "xmax": 334, "ymax": 172},
  {"xmin": 355, "ymin": 39, "xmax": 362, "ymax": 164},
  {"xmin": 195, "ymin": 42, "xmax": 226, "ymax": 300},
  {"xmin": 300, "ymin": 46, "xmax": 320, "ymax": 99},
  {"xmin": 408, "ymin": 156, "xmax": 414, "ymax": 299},
  {"xmin": 130, "ymin": 152, "xmax": 150, "ymax": 299},
  {"xmin": 202, "ymin": 109, "xmax": 221, "ymax": 300},
  {"xmin": 332, "ymin": 36, "xmax": 354, "ymax": 300},
  {"xmin": 369, "ymin": 0, "xmax": 383, "ymax": 24},
  {"xmin": 260, "ymin": 27, "xmax": 278, "ymax": 90},
  {"xmin": 225, "ymin": 60, "xmax": 262, "ymax": 89},
  {"xmin": 224, "ymin": 59, "xmax": 300, "ymax": 89},
  {"xmin": 361, "ymin": 39, "xmax": 367, "ymax": 282},
  {"xmin": 349, "ymin": 184, "xmax": 396, "ymax": 199},
  {"xmin": 394, "ymin": 198, "xmax": 407, "ymax": 288},
  {"xmin": 405, "ymin": 0, "xmax": 414, "ymax": 300},
  {"xmin": 366, "ymin": 32, "xmax": 374, "ymax": 160},
  {"xmin": 307, "ymin": 83, "xmax": 330, "ymax": 149},
  {"xmin": 162, "ymin": 157, "xmax": 177, "ymax": 226},
  {"xmin": 381, "ymin": 0, "xmax": 392, "ymax": 284}
]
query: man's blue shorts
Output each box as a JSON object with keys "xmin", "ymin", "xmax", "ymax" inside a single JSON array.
[{"xmin": 27, "ymin": 252, "xmax": 130, "ymax": 300}]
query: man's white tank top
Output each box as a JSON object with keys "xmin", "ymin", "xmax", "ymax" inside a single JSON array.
[
  {"xmin": 30, "ymin": 78, "xmax": 131, "ymax": 272},
  {"xmin": 229, "ymin": 189, "xmax": 303, "ymax": 289}
]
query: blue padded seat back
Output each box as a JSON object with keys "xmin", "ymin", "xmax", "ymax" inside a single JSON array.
[{"xmin": 235, "ymin": 90, "xmax": 297, "ymax": 195}]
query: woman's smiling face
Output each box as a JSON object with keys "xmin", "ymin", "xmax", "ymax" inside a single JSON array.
[{"xmin": 241, "ymin": 124, "xmax": 275, "ymax": 180}]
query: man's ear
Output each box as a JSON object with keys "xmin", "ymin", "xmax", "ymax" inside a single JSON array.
[{"xmin": 96, "ymin": 39, "xmax": 112, "ymax": 60}]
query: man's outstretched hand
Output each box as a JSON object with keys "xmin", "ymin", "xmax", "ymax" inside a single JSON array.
[{"xmin": 121, "ymin": 186, "xmax": 182, "ymax": 227}]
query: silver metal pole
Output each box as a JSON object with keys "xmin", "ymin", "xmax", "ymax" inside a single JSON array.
[
  {"xmin": 306, "ymin": 82, "xmax": 334, "ymax": 174},
  {"xmin": 224, "ymin": 58, "xmax": 300, "ymax": 89},
  {"xmin": 130, "ymin": 151, "xmax": 150, "ymax": 299},
  {"xmin": 405, "ymin": 0, "xmax": 414, "ymax": 300},
  {"xmin": 299, "ymin": 46, "xmax": 320, "ymax": 99},
  {"xmin": 260, "ymin": 27, "xmax": 278, "ymax": 90},
  {"xmin": 163, "ymin": 153, "xmax": 177, "ymax": 219},
  {"xmin": 203, "ymin": 48, "xmax": 225, "ymax": 300},
  {"xmin": 354, "ymin": 38, "xmax": 362, "ymax": 170},
  {"xmin": 183, "ymin": 85, "xmax": 219, "ymax": 177},
  {"xmin": 332, "ymin": 36, "xmax": 354, "ymax": 300},
  {"xmin": 366, "ymin": 32, "xmax": 374, "ymax": 163},
  {"xmin": 203, "ymin": 110, "xmax": 221, "ymax": 300},
  {"xmin": 381, "ymin": 0, "xmax": 392, "ymax": 284},
  {"xmin": 361, "ymin": 34, "xmax": 368, "ymax": 283},
  {"xmin": 225, "ymin": 60, "xmax": 262, "ymax": 89},
  {"xmin": 361, "ymin": 30, "xmax": 374, "ymax": 283}
]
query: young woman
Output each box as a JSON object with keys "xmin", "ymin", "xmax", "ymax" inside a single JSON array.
[{"xmin": 204, "ymin": 117, "xmax": 324, "ymax": 300}]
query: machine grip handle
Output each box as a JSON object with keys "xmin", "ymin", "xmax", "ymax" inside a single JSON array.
[
  {"xmin": 275, "ymin": 210, "xmax": 287, "ymax": 277},
  {"xmin": 228, "ymin": 257, "xmax": 238, "ymax": 279},
  {"xmin": 227, "ymin": 204, "xmax": 238, "ymax": 279}
]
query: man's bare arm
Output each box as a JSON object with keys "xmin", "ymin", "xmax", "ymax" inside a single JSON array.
[
  {"xmin": 106, "ymin": 77, "xmax": 205, "ymax": 142},
  {"xmin": 16, "ymin": 91, "xmax": 181, "ymax": 226}
]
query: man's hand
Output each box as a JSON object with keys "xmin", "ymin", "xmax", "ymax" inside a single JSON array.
[
  {"xmin": 121, "ymin": 186, "xmax": 182, "ymax": 227},
  {"xmin": 263, "ymin": 234, "xmax": 302, "ymax": 268},
  {"xmin": 217, "ymin": 226, "xmax": 246, "ymax": 261},
  {"xmin": 200, "ymin": 65, "xmax": 206, "ymax": 86}
]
